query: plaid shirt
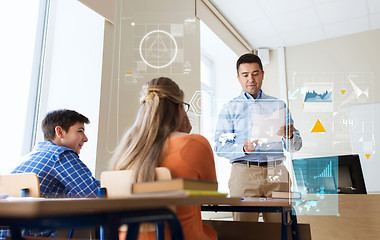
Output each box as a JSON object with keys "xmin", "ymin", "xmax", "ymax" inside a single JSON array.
[{"xmin": 0, "ymin": 141, "xmax": 100, "ymax": 239}]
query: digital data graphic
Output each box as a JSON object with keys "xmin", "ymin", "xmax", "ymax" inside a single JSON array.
[
  {"xmin": 289, "ymin": 72, "xmax": 373, "ymax": 156},
  {"xmin": 120, "ymin": 21, "xmax": 195, "ymax": 85},
  {"xmin": 139, "ymin": 29, "xmax": 178, "ymax": 69},
  {"xmin": 302, "ymin": 82, "xmax": 333, "ymax": 112},
  {"xmin": 292, "ymin": 156, "xmax": 339, "ymax": 215},
  {"xmin": 133, "ymin": 24, "xmax": 185, "ymax": 75},
  {"xmin": 304, "ymin": 90, "xmax": 332, "ymax": 102},
  {"xmin": 310, "ymin": 119, "xmax": 326, "ymax": 133}
]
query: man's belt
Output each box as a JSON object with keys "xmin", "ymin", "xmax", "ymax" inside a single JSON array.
[{"xmin": 233, "ymin": 160, "xmax": 283, "ymax": 167}]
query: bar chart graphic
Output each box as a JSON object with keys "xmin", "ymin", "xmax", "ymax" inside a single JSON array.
[
  {"xmin": 292, "ymin": 156, "xmax": 339, "ymax": 215},
  {"xmin": 314, "ymin": 161, "xmax": 333, "ymax": 179}
]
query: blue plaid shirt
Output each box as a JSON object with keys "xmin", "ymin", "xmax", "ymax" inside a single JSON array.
[{"xmin": 0, "ymin": 141, "xmax": 100, "ymax": 239}]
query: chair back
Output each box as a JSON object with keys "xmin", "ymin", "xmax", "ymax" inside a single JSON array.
[
  {"xmin": 100, "ymin": 167, "xmax": 173, "ymax": 233},
  {"xmin": 100, "ymin": 167, "xmax": 172, "ymax": 198},
  {"xmin": 0, "ymin": 173, "xmax": 40, "ymax": 197}
]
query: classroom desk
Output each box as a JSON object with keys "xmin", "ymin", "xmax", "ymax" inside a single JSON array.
[
  {"xmin": 202, "ymin": 198, "xmax": 299, "ymax": 240},
  {"xmin": 297, "ymin": 194, "xmax": 380, "ymax": 240},
  {"xmin": 0, "ymin": 193, "xmax": 240, "ymax": 240}
]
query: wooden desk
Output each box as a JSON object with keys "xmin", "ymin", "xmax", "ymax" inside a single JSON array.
[
  {"xmin": 202, "ymin": 198, "xmax": 299, "ymax": 240},
  {"xmin": 0, "ymin": 193, "xmax": 240, "ymax": 240},
  {"xmin": 297, "ymin": 194, "xmax": 380, "ymax": 240}
]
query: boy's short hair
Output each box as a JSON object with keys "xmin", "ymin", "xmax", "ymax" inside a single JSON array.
[
  {"xmin": 236, "ymin": 53, "xmax": 263, "ymax": 73},
  {"xmin": 42, "ymin": 109, "xmax": 90, "ymax": 141}
]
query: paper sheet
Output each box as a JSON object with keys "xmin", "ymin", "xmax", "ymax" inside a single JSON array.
[{"xmin": 250, "ymin": 108, "xmax": 286, "ymax": 143}]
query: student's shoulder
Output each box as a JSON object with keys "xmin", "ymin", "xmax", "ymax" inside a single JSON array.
[
  {"xmin": 37, "ymin": 141, "xmax": 78, "ymax": 158},
  {"xmin": 184, "ymin": 134, "xmax": 212, "ymax": 150},
  {"xmin": 171, "ymin": 134, "xmax": 211, "ymax": 150},
  {"xmin": 186, "ymin": 133, "xmax": 207, "ymax": 141}
]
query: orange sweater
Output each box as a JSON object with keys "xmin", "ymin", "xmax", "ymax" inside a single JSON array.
[{"xmin": 138, "ymin": 134, "xmax": 218, "ymax": 240}]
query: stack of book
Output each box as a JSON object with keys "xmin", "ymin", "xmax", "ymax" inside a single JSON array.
[{"xmin": 131, "ymin": 178, "xmax": 227, "ymax": 196}]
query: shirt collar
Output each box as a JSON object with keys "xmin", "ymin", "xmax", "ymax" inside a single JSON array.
[{"xmin": 242, "ymin": 90, "xmax": 263, "ymax": 100}]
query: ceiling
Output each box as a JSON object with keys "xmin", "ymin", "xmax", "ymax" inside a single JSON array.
[{"xmin": 210, "ymin": 0, "xmax": 380, "ymax": 50}]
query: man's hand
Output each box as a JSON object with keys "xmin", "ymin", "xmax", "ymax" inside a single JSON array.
[
  {"xmin": 243, "ymin": 139, "xmax": 258, "ymax": 154},
  {"xmin": 178, "ymin": 113, "xmax": 192, "ymax": 133},
  {"xmin": 278, "ymin": 123, "xmax": 295, "ymax": 139}
]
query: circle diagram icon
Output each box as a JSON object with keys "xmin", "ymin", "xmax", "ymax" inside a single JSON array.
[{"xmin": 139, "ymin": 30, "xmax": 178, "ymax": 69}]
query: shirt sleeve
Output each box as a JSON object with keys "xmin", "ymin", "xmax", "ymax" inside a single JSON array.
[
  {"xmin": 214, "ymin": 104, "xmax": 246, "ymax": 160},
  {"xmin": 282, "ymin": 109, "xmax": 302, "ymax": 152},
  {"xmin": 54, "ymin": 151, "xmax": 100, "ymax": 198}
]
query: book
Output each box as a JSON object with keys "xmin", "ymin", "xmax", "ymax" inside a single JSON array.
[
  {"xmin": 132, "ymin": 178, "xmax": 218, "ymax": 194},
  {"xmin": 183, "ymin": 190, "xmax": 227, "ymax": 196},
  {"xmin": 129, "ymin": 190, "xmax": 228, "ymax": 198},
  {"xmin": 270, "ymin": 191, "xmax": 302, "ymax": 199}
]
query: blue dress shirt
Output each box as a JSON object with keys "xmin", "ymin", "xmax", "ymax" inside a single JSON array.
[{"xmin": 214, "ymin": 90, "xmax": 302, "ymax": 163}]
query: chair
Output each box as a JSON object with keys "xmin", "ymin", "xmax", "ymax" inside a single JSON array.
[
  {"xmin": 0, "ymin": 174, "xmax": 100, "ymax": 240},
  {"xmin": 0, "ymin": 173, "xmax": 40, "ymax": 198},
  {"xmin": 0, "ymin": 174, "xmax": 79, "ymax": 239},
  {"xmin": 100, "ymin": 167, "xmax": 174, "ymax": 239},
  {"xmin": 0, "ymin": 173, "xmax": 40, "ymax": 239},
  {"xmin": 100, "ymin": 167, "xmax": 172, "ymax": 198}
]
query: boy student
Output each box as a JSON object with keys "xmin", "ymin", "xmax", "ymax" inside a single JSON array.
[
  {"xmin": 0, "ymin": 109, "xmax": 100, "ymax": 239},
  {"xmin": 13, "ymin": 109, "xmax": 100, "ymax": 198}
]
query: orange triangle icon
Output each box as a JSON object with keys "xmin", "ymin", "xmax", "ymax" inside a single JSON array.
[
  {"xmin": 365, "ymin": 154, "xmax": 371, "ymax": 159},
  {"xmin": 311, "ymin": 119, "xmax": 326, "ymax": 133},
  {"xmin": 341, "ymin": 90, "xmax": 346, "ymax": 94}
]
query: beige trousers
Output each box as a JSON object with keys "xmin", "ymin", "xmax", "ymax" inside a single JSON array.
[{"xmin": 228, "ymin": 162, "xmax": 290, "ymax": 222}]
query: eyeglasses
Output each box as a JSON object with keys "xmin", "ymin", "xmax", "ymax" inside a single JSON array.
[{"xmin": 182, "ymin": 102, "xmax": 190, "ymax": 112}]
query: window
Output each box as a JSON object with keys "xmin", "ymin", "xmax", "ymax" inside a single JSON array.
[
  {"xmin": 0, "ymin": 0, "xmax": 42, "ymax": 174},
  {"xmin": 36, "ymin": 0, "xmax": 104, "ymax": 173},
  {"xmin": 200, "ymin": 21, "xmax": 240, "ymax": 193},
  {"xmin": 0, "ymin": 0, "xmax": 104, "ymax": 174}
]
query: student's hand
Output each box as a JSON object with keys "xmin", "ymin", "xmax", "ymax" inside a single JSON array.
[
  {"xmin": 278, "ymin": 124, "xmax": 295, "ymax": 139},
  {"xmin": 243, "ymin": 139, "xmax": 258, "ymax": 154},
  {"xmin": 178, "ymin": 113, "xmax": 192, "ymax": 133}
]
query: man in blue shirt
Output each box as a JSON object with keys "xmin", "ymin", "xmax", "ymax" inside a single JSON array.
[
  {"xmin": 214, "ymin": 53, "xmax": 302, "ymax": 222},
  {"xmin": 0, "ymin": 109, "xmax": 100, "ymax": 239}
]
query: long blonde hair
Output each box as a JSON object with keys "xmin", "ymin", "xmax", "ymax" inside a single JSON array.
[{"xmin": 110, "ymin": 77, "xmax": 184, "ymax": 182}]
